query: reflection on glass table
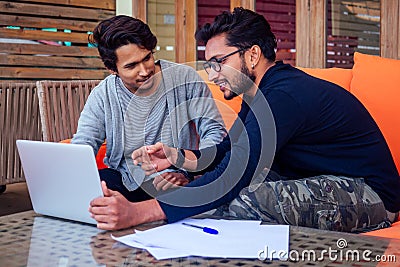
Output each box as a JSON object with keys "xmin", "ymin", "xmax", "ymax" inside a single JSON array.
[
  {"xmin": 26, "ymin": 215, "xmax": 159, "ymax": 267},
  {"xmin": 1, "ymin": 211, "xmax": 400, "ymax": 267},
  {"xmin": 27, "ymin": 216, "xmax": 103, "ymax": 266}
]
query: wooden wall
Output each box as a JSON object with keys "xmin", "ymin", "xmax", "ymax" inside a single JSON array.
[
  {"xmin": 0, "ymin": 0, "xmax": 116, "ymax": 82},
  {"xmin": 148, "ymin": 0, "xmax": 176, "ymax": 61},
  {"xmin": 197, "ymin": 0, "xmax": 230, "ymax": 61},
  {"xmin": 256, "ymin": 0, "xmax": 296, "ymax": 65}
]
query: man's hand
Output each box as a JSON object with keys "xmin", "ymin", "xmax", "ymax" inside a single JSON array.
[
  {"xmin": 89, "ymin": 181, "xmax": 166, "ymax": 230},
  {"xmin": 153, "ymin": 172, "xmax": 190, "ymax": 191},
  {"xmin": 132, "ymin": 142, "xmax": 177, "ymax": 175}
]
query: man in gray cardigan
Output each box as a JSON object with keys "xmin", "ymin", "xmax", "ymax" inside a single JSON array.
[{"xmin": 72, "ymin": 16, "xmax": 226, "ymax": 205}]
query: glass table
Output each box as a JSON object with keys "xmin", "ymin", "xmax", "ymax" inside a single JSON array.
[{"xmin": 0, "ymin": 211, "xmax": 399, "ymax": 266}]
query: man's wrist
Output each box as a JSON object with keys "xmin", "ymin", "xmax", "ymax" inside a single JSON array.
[{"xmin": 175, "ymin": 148, "xmax": 185, "ymax": 168}]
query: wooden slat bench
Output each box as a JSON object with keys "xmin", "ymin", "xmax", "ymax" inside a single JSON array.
[
  {"xmin": 36, "ymin": 80, "xmax": 101, "ymax": 142},
  {"xmin": 0, "ymin": 82, "xmax": 42, "ymax": 192}
]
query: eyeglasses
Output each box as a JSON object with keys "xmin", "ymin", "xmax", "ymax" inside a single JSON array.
[{"xmin": 203, "ymin": 48, "xmax": 245, "ymax": 74}]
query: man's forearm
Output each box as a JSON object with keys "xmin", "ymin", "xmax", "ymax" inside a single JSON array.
[{"xmin": 130, "ymin": 199, "xmax": 166, "ymax": 225}]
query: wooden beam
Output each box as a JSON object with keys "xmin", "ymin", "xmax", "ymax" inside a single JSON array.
[
  {"xmin": 0, "ymin": 54, "xmax": 104, "ymax": 69},
  {"xmin": 0, "ymin": 43, "xmax": 99, "ymax": 57},
  {"xmin": 381, "ymin": 0, "xmax": 400, "ymax": 59},
  {"xmin": 0, "ymin": 28, "xmax": 91, "ymax": 44},
  {"xmin": 132, "ymin": 0, "xmax": 147, "ymax": 22},
  {"xmin": 1, "ymin": 14, "xmax": 98, "ymax": 33},
  {"xmin": 175, "ymin": 0, "xmax": 197, "ymax": 63},
  {"xmin": 11, "ymin": 0, "xmax": 115, "ymax": 10},
  {"xmin": 0, "ymin": 67, "xmax": 108, "ymax": 80},
  {"xmin": 175, "ymin": 0, "xmax": 185, "ymax": 63},
  {"xmin": 0, "ymin": 1, "xmax": 115, "ymax": 20},
  {"xmin": 230, "ymin": 0, "xmax": 255, "ymax": 11},
  {"xmin": 296, "ymin": 0, "xmax": 326, "ymax": 68},
  {"xmin": 185, "ymin": 0, "xmax": 197, "ymax": 64}
]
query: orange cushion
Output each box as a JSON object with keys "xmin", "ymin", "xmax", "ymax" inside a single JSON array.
[
  {"xmin": 198, "ymin": 70, "xmax": 242, "ymax": 130},
  {"xmin": 350, "ymin": 52, "xmax": 400, "ymax": 173},
  {"xmin": 297, "ymin": 67, "xmax": 352, "ymax": 91},
  {"xmin": 60, "ymin": 139, "xmax": 108, "ymax": 170},
  {"xmin": 362, "ymin": 221, "xmax": 400, "ymax": 239}
]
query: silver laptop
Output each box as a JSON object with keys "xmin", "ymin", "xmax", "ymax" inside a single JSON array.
[{"xmin": 16, "ymin": 140, "xmax": 104, "ymax": 225}]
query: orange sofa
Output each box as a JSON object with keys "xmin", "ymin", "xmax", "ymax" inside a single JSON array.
[{"xmin": 202, "ymin": 52, "xmax": 400, "ymax": 238}]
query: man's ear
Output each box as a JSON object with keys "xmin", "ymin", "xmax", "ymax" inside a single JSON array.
[
  {"xmin": 107, "ymin": 69, "xmax": 117, "ymax": 75},
  {"xmin": 248, "ymin": 45, "xmax": 262, "ymax": 69}
]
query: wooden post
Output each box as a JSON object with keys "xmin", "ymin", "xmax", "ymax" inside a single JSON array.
[
  {"xmin": 175, "ymin": 0, "xmax": 197, "ymax": 64},
  {"xmin": 296, "ymin": 0, "xmax": 326, "ymax": 68},
  {"xmin": 132, "ymin": 0, "xmax": 147, "ymax": 22},
  {"xmin": 230, "ymin": 0, "xmax": 255, "ymax": 11},
  {"xmin": 381, "ymin": 0, "xmax": 400, "ymax": 59}
]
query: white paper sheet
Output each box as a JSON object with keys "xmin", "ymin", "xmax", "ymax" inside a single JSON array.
[
  {"xmin": 112, "ymin": 232, "xmax": 191, "ymax": 260},
  {"xmin": 113, "ymin": 218, "xmax": 289, "ymax": 260}
]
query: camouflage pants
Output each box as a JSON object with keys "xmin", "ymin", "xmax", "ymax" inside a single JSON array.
[{"xmin": 223, "ymin": 169, "xmax": 390, "ymax": 233}]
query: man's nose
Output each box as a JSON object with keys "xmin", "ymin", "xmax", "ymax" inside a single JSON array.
[
  {"xmin": 138, "ymin": 63, "xmax": 149, "ymax": 76},
  {"xmin": 207, "ymin": 67, "xmax": 219, "ymax": 82}
]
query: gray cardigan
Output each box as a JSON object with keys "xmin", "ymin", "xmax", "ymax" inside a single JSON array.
[{"xmin": 72, "ymin": 60, "xmax": 226, "ymax": 190}]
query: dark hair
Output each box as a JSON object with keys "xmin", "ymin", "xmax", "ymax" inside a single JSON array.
[
  {"xmin": 89, "ymin": 15, "xmax": 157, "ymax": 72},
  {"xmin": 195, "ymin": 7, "xmax": 277, "ymax": 62}
]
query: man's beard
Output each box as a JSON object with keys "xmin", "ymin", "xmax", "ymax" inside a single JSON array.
[{"xmin": 224, "ymin": 58, "xmax": 256, "ymax": 100}]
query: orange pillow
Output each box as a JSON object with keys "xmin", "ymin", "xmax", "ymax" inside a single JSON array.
[
  {"xmin": 197, "ymin": 70, "xmax": 242, "ymax": 130},
  {"xmin": 362, "ymin": 221, "xmax": 400, "ymax": 239},
  {"xmin": 350, "ymin": 52, "xmax": 400, "ymax": 173},
  {"xmin": 297, "ymin": 67, "xmax": 352, "ymax": 91},
  {"xmin": 60, "ymin": 139, "xmax": 108, "ymax": 170}
]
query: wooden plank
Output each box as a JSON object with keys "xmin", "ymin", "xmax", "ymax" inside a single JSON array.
[
  {"xmin": 0, "ymin": 67, "xmax": 109, "ymax": 80},
  {"xmin": 8, "ymin": 87, "xmax": 17, "ymax": 178},
  {"xmin": 330, "ymin": 10, "xmax": 379, "ymax": 26},
  {"xmin": 330, "ymin": 28, "xmax": 380, "ymax": 42},
  {"xmin": 0, "ymin": 43, "xmax": 99, "ymax": 57},
  {"xmin": 175, "ymin": 0, "xmax": 185, "ymax": 63},
  {"xmin": 296, "ymin": 0, "xmax": 326, "ymax": 68},
  {"xmin": 277, "ymin": 41, "xmax": 295, "ymax": 49},
  {"xmin": 1, "ymin": 14, "xmax": 98, "ymax": 33},
  {"xmin": 0, "ymin": 85, "xmax": 5, "ymax": 181},
  {"xmin": 132, "ymin": 0, "xmax": 147, "ymax": 22},
  {"xmin": 311, "ymin": 0, "xmax": 326, "ymax": 68},
  {"xmin": 296, "ymin": 0, "xmax": 309, "ymax": 67},
  {"xmin": 0, "ymin": 54, "xmax": 105, "ymax": 69},
  {"xmin": 0, "ymin": 28, "xmax": 91, "ymax": 44},
  {"xmin": 330, "ymin": 20, "xmax": 379, "ymax": 32},
  {"xmin": 259, "ymin": 13, "xmax": 296, "ymax": 23},
  {"xmin": 381, "ymin": 0, "xmax": 400, "ymax": 59},
  {"xmin": 231, "ymin": 0, "xmax": 255, "ymax": 11},
  {"xmin": 256, "ymin": 2, "xmax": 295, "ymax": 13},
  {"xmin": 13, "ymin": 0, "xmax": 115, "ymax": 10},
  {"xmin": 256, "ymin": 0, "xmax": 294, "ymax": 4},
  {"xmin": 0, "ymin": 1, "xmax": 115, "ymax": 20},
  {"xmin": 185, "ymin": 0, "xmax": 196, "ymax": 63},
  {"xmin": 341, "ymin": 0, "xmax": 380, "ymax": 17}
]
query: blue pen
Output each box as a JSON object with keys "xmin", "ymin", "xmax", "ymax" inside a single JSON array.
[{"xmin": 182, "ymin": 222, "xmax": 219, "ymax": 235}]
